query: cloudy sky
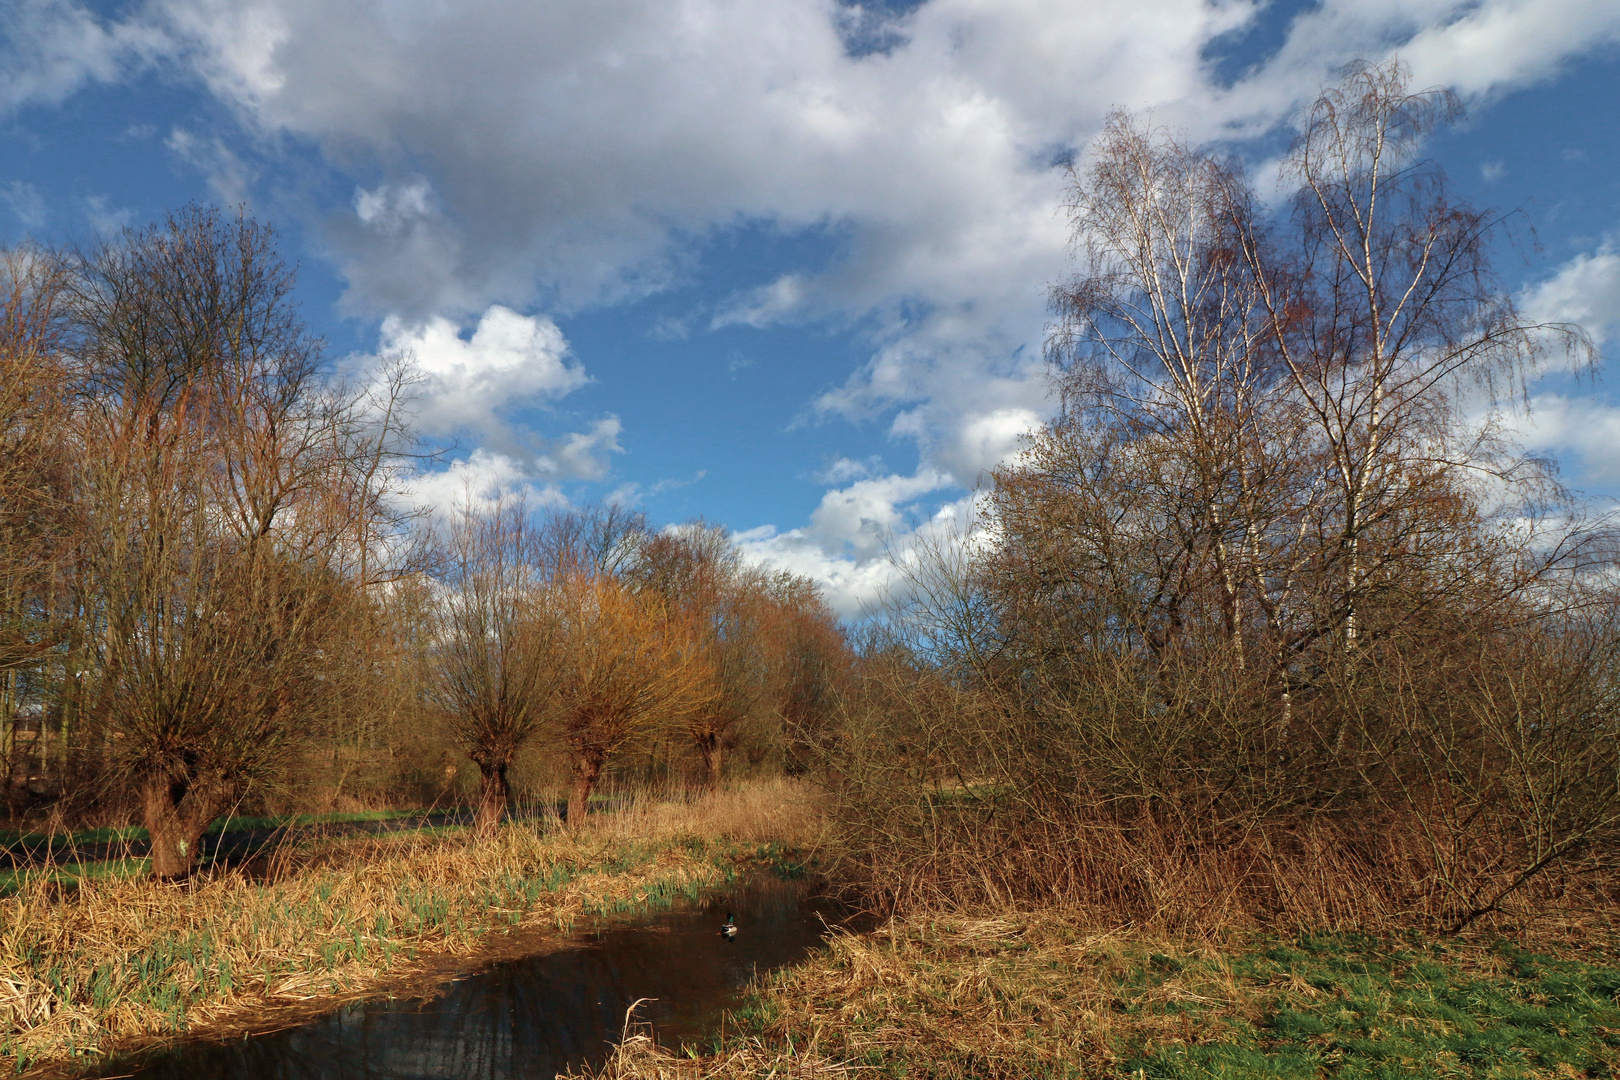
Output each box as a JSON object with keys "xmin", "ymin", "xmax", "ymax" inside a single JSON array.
[{"xmin": 3, "ymin": 0, "xmax": 1618, "ymax": 613}]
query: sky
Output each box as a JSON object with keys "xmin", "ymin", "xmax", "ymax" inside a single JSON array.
[{"xmin": 2, "ymin": 0, "xmax": 1618, "ymax": 615}]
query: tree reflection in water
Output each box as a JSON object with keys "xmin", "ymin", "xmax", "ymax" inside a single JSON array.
[{"xmin": 88, "ymin": 877, "xmax": 850, "ymax": 1080}]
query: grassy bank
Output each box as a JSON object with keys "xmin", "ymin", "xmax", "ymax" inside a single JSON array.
[
  {"xmin": 0, "ymin": 779, "xmax": 822, "ymax": 1075},
  {"xmin": 578, "ymin": 911, "xmax": 1620, "ymax": 1079}
]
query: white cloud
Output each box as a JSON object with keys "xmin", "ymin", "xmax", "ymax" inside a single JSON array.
[
  {"xmin": 402, "ymin": 446, "xmax": 567, "ymax": 518},
  {"xmin": 711, "ymin": 274, "xmax": 811, "ymax": 330},
  {"xmin": 355, "ymin": 179, "xmax": 434, "ymax": 233},
  {"xmin": 19, "ymin": 0, "xmax": 1620, "ymax": 606},
  {"xmin": 605, "ymin": 469, "xmax": 708, "ymax": 507},
  {"xmin": 807, "ymin": 466, "xmax": 953, "ymax": 559},
  {"xmin": 733, "ymin": 523, "xmax": 903, "ymax": 619},
  {"xmin": 1518, "ymin": 394, "xmax": 1620, "ymax": 485},
  {"xmin": 377, "ymin": 304, "xmax": 590, "ymax": 452},
  {"xmin": 1400, "ymin": 0, "xmax": 1620, "ymax": 97},
  {"xmin": 1523, "ymin": 244, "xmax": 1620, "ymax": 347},
  {"xmin": 736, "ymin": 487, "xmax": 982, "ymax": 618},
  {"xmin": 355, "ymin": 305, "xmax": 621, "ymax": 506},
  {"xmin": 0, "ymin": 1, "xmax": 167, "ymax": 115},
  {"xmin": 536, "ymin": 415, "xmax": 624, "ymax": 482},
  {"xmin": 812, "ymin": 455, "xmax": 883, "ymax": 486},
  {"xmin": 82, "ymin": 194, "xmax": 132, "ymax": 235}
]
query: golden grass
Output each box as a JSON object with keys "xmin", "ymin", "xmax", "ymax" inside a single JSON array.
[
  {"xmin": 588, "ymin": 778, "xmax": 828, "ymax": 849},
  {"xmin": 0, "ymin": 781, "xmax": 811, "ymax": 1074},
  {"xmin": 739, "ymin": 911, "xmax": 1204, "ymax": 1075}
]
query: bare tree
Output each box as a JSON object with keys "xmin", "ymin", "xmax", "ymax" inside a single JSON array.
[
  {"xmin": 0, "ymin": 248, "xmax": 73, "ymax": 807},
  {"xmin": 64, "ymin": 206, "xmax": 385, "ymax": 877},
  {"xmin": 429, "ymin": 496, "xmax": 557, "ymax": 837},
  {"xmin": 536, "ymin": 502, "xmax": 648, "ymax": 579},
  {"xmin": 841, "ymin": 62, "xmax": 1619, "ymax": 924}
]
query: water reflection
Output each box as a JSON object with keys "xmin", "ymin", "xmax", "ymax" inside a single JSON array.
[{"xmin": 89, "ymin": 878, "xmax": 847, "ymax": 1080}]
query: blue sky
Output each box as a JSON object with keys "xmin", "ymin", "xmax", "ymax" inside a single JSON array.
[{"xmin": 3, "ymin": 0, "xmax": 1618, "ymax": 614}]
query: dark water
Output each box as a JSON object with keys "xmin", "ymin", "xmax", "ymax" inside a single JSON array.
[{"xmin": 85, "ymin": 877, "xmax": 851, "ymax": 1080}]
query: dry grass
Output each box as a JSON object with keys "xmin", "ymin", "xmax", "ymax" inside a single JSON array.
[
  {"xmin": 570, "ymin": 1004, "xmax": 858, "ymax": 1080},
  {"xmin": 589, "ymin": 778, "xmax": 828, "ymax": 849},
  {"xmin": 740, "ymin": 911, "xmax": 1203, "ymax": 1076},
  {"xmin": 0, "ymin": 781, "xmax": 809, "ymax": 1075},
  {"xmin": 570, "ymin": 910, "xmax": 1620, "ymax": 1079}
]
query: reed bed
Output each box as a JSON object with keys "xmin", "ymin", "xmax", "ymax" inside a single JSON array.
[
  {"xmin": 0, "ymin": 783, "xmax": 808, "ymax": 1074},
  {"xmin": 590, "ymin": 778, "xmax": 827, "ymax": 849}
]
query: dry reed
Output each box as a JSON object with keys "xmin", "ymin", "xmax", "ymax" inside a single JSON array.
[{"xmin": 589, "ymin": 777, "xmax": 827, "ymax": 849}]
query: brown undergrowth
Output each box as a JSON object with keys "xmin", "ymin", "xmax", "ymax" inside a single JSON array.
[{"xmin": 0, "ymin": 779, "xmax": 825, "ymax": 1076}]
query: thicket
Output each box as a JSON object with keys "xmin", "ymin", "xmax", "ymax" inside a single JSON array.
[
  {"xmin": 0, "ymin": 208, "xmax": 852, "ymax": 877},
  {"xmin": 825, "ymin": 63, "xmax": 1620, "ymax": 934}
]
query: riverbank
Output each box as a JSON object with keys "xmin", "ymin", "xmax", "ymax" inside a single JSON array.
[
  {"xmin": 579, "ymin": 910, "xmax": 1620, "ymax": 1078},
  {"xmin": 0, "ymin": 779, "xmax": 822, "ymax": 1076}
]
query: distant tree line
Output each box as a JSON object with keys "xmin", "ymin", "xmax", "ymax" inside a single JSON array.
[{"xmin": 0, "ymin": 206, "xmax": 851, "ymax": 878}]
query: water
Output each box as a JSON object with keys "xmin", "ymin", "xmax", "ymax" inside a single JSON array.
[{"xmin": 85, "ymin": 877, "xmax": 851, "ymax": 1080}]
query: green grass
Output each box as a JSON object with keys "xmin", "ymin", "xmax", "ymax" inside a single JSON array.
[
  {"xmin": 0, "ymin": 806, "xmax": 471, "ymax": 850},
  {"xmin": 0, "ymin": 818, "xmax": 487, "ymax": 897},
  {"xmin": 0, "ymin": 797, "xmax": 637, "ymax": 852},
  {"xmin": 1122, "ymin": 934, "xmax": 1620, "ymax": 1079},
  {"xmin": 0, "ymin": 856, "xmax": 153, "ymax": 894},
  {"xmin": 0, "ymin": 824, "xmax": 147, "ymax": 847}
]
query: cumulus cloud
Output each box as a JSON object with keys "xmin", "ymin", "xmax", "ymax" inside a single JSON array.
[
  {"xmin": 736, "ymin": 486, "xmax": 981, "ymax": 619},
  {"xmin": 731, "ymin": 463, "xmax": 964, "ymax": 616},
  {"xmin": 377, "ymin": 304, "xmax": 590, "ymax": 452},
  {"xmin": 733, "ymin": 523, "xmax": 904, "ymax": 619},
  {"xmin": 401, "ymin": 446, "xmax": 568, "ymax": 519},
  {"xmin": 13, "ymin": 0, "xmax": 1619, "ymax": 610},
  {"xmin": 806, "ymin": 466, "xmax": 954, "ymax": 560},
  {"xmin": 356, "ymin": 305, "xmax": 621, "ymax": 511}
]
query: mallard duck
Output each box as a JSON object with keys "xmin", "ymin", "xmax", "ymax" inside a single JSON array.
[{"xmin": 719, "ymin": 912, "xmax": 737, "ymax": 939}]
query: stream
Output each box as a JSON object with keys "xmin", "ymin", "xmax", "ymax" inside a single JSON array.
[{"xmin": 82, "ymin": 876, "xmax": 852, "ymax": 1080}]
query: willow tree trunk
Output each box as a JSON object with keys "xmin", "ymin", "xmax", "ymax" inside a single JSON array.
[
  {"xmin": 140, "ymin": 777, "xmax": 217, "ymax": 880},
  {"xmin": 567, "ymin": 753, "xmax": 603, "ymax": 828},
  {"xmin": 697, "ymin": 736, "xmax": 722, "ymax": 792},
  {"xmin": 474, "ymin": 758, "xmax": 510, "ymax": 838}
]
